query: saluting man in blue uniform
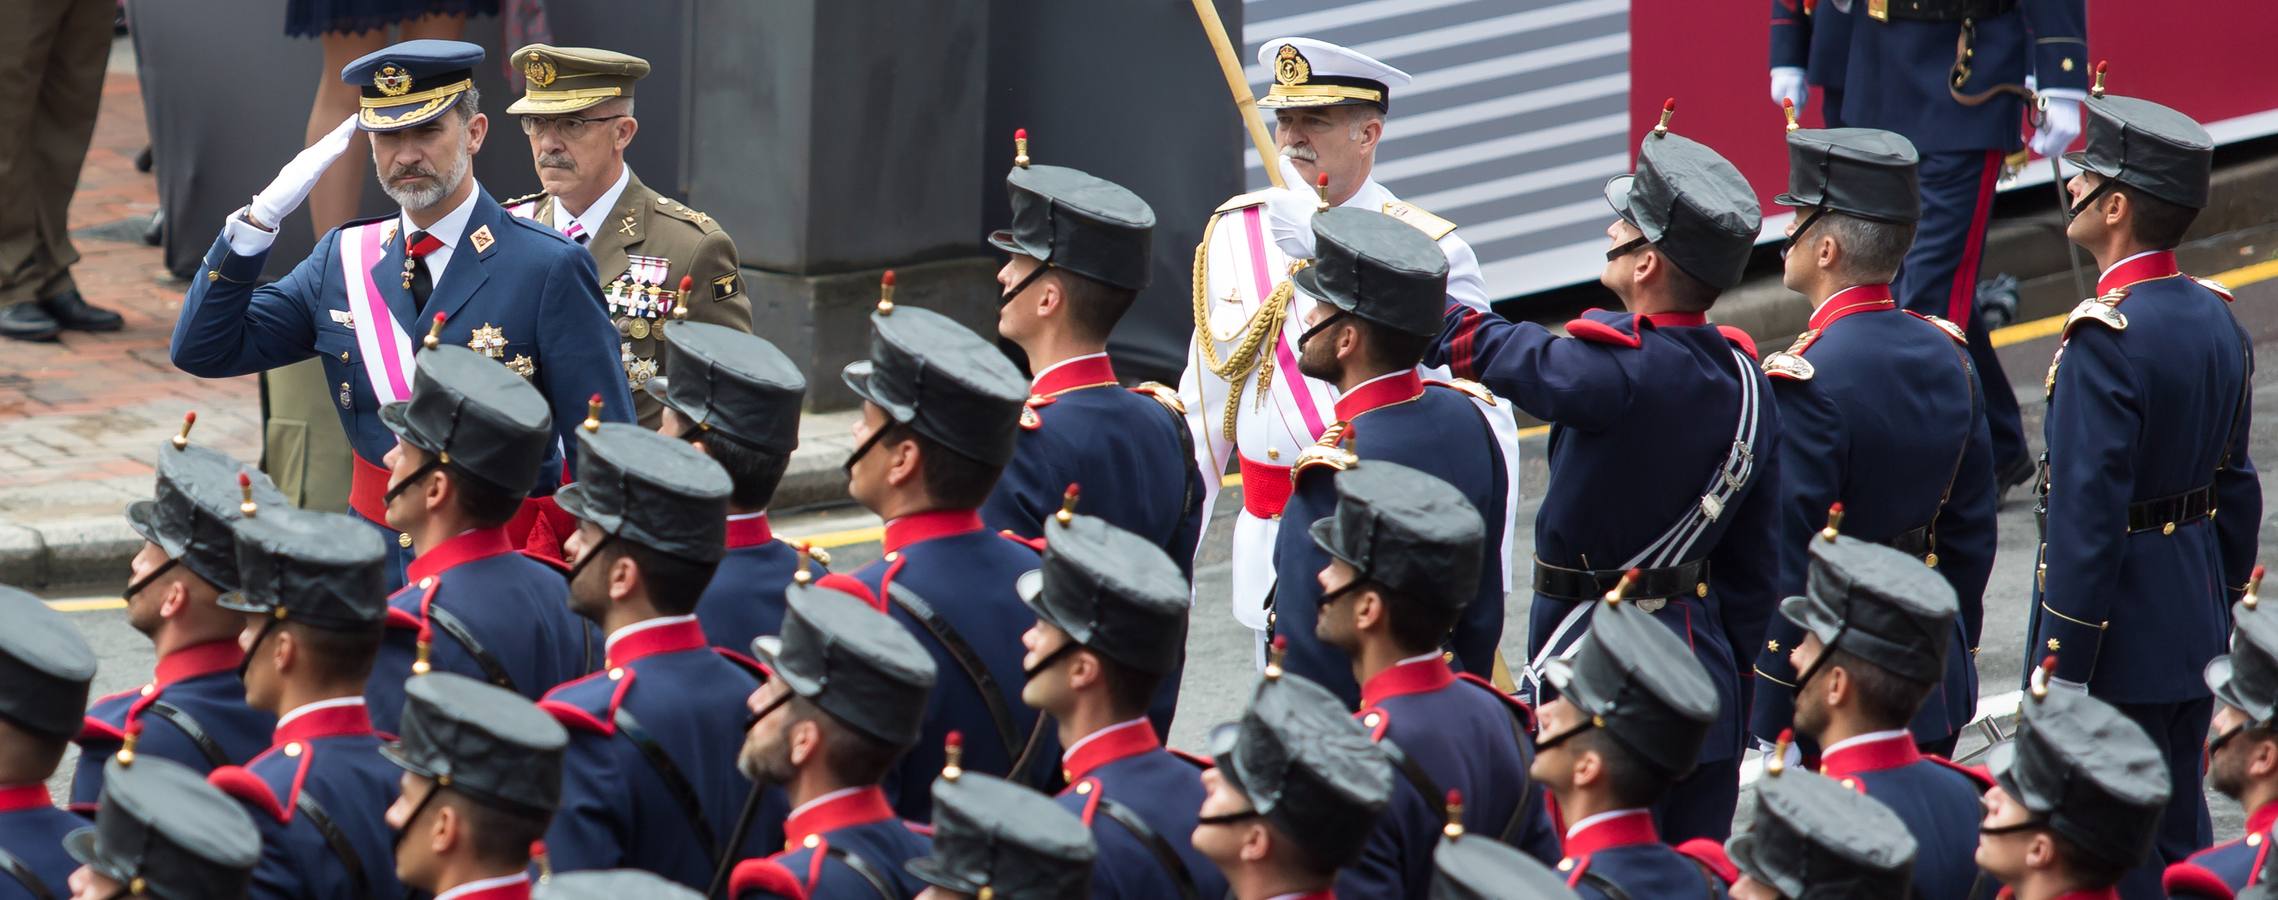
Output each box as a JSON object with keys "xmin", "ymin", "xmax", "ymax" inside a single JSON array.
[
  {"xmin": 0, "ymin": 586, "xmax": 97, "ymax": 899},
  {"xmin": 831, "ymin": 294, "xmax": 1051, "ymax": 818},
  {"xmin": 730, "ymin": 581, "xmax": 938, "ymax": 900},
  {"xmin": 1750, "ymin": 120, "xmax": 1995, "ymax": 759},
  {"xmin": 1017, "ymin": 508, "xmax": 1227, "ymax": 900},
  {"xmin": 2167, "ymin": 571, "xmax": 2278, "ymax": 898},
  {"xmin": 540, "ymin": 421, "xmax": 768, "ymax": 887},
  {"xmin": 986, "ymin": 144, "xmax": 1203, "ymax": 582},
  {"xmin": 1772, "ymin": 0, "xmax": 2088, "ymax": 494},
  {"xmin": 1773, "ymin": 522, "xmax": 1991, "ymax": 898},
  {"xmin": 648, "ymin": 321, "xmax": 820, "ymax": 653},
  {"xmin": 364, "ymin": 346, "xmax": 598, "ymax": 735},
  {"xmin": 80, "ymin": 426, "xmax": 282, "ymax": 807},
  {"xmin": 1430, "ymin": 108, "xmax": 1779, "ymax": 842},
  {"xmin": 2028, "ymin": 70, "xmax": 2261, "ymax": 888},
  {"xmin": 208, "ymin": 507, "xmax": 404, "ymax": 900},
  {"xmin": 168, "ymin": 39, "xmax": 632, "ymax": 585},
  {"xmin": 1275, "ymin": 207, "xmax": 1518, "ymax": 709},
  {"xmin": 1311, "ymin": 463, "xmax": 1557, "ymax": 894}
]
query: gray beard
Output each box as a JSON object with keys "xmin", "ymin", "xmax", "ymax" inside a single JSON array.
[{"xmin": 380, "ymin": 150, "xmax": 471, "ymax": 213}]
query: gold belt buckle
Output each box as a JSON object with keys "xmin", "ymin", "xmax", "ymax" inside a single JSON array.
[{"xmin": 1867, "ymin": 0, "xmax": 1889, "ymax": 20}]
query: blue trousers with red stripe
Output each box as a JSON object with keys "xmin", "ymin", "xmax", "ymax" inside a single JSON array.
[{"xmin": 1893, "ymin": 150, "xmax": 2028, "ymax": 471}]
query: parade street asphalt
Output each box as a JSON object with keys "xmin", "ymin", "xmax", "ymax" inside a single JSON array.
[{"xmin": 37, "ymin": 226, "xmax": 2278, "ymax": 835}]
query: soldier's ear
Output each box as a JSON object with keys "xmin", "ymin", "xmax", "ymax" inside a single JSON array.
[{"xmin": 614, "ymin": 116, "xmax": 638, "ymax": 152}]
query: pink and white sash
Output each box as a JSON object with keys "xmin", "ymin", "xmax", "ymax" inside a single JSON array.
[{"xmin": 338, "ymin": 220, "xmax": 418, "ymax": 404}]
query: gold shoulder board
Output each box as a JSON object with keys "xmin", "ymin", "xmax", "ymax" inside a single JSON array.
[
  {"xmin": 1214, "ymin": 189, "xmax": 1277, "ymax": 215},
  {"xmin": 500, "ymin": 191, "xmax": 546, "ymax": 208},
  {"xmin": 2061, "ymin": 293, "xmax": 2129, "ymax": 337},
  {"xmin": 1132, "ymin": 381, "xmax": 1186, "ymax": 416},
  {"xmin": 1290, "ymin": 423, "xmax": 1357, "ymax": 485},
  {"xmin": 1918, "ymin": 314, "xmax": 1968, "ymax": 344},
  {"xmin": 1760, "ymin": 351, "xmax": 1816, "ymax": 382},
  {"xmin": 2193, "ymin": 276, "xmax": 2236, "ymax": 302},
  {"xmin": 1428, "ymin": 378, "xmax": 1497, "ymax": 406},
  {"xmin": 652, "ymin": 197, "xmax": 721, "ymax": 233},
  {"xmin": 1380, "ymin": 201, "xmax": 1457, "ymax": 241}
]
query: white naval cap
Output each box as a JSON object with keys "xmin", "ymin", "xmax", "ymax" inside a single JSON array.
[{"xmin": 1254, "ymin": 37, "xmax": 1412, "ymax": 112}]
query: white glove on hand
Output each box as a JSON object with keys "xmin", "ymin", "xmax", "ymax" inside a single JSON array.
[
  {"xmin": 1770, "ymin": 67, "xmax": 1809, "ymax": 114},
  {"xmin": 2031, "ymin": 91, "xmax": 2085, "ymax": 157},
  {"xmin": 1263, "ymin": 155, "xmax": 1323, "ymax": 261},
  {"xmin": 249, "ymin": 114, "xmax": 361, "ymax": 231}
]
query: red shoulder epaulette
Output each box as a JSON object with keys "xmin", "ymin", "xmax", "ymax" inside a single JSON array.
[
  {"xmin": 209, "ymin": 765, "xmax": 288, "ymax": 823},
  {"xmin": 812, "ymin": 572, "xmax": 882, "ymax": 613},
  {"xmin": 1071, "ymin": 776, "xmax": 1106, "ymax": 826},
  {"xmin": 728, "ymin": 857, "xmax": 808, "ymax": 900},
  {"xmin": 1923, "ymin": 754, "xmax": 1996, "ymax": 791},
  {"xmin": 1565, "ymin": 315, "xmax": 1642, "ymax": 348},
  {"xmin": 1454, "ymin": 671, "xmax": 1537, "ymax": 732},
  {"xmin": 1167, "ymin": 747, "xmax": 1213, "ymax": 770},
  {"xmin": 1356, "ymin": 706, "xmax": 1393, "ymax": 741},
  {"xmin": 714, "ymin": 647, "xmax": 770, "ymax": 680},
  {"xmin": 1675, "ymin": 837, "xmax": 1739, "ymax": 886},
  {"xmin": 78, "ymin": 714, "xmax": 125, "ymax": 744},
  {"xmin": 537, "ymin": 667, "xmax": 631, "ymax": 736},
  {"xmin": 999, "ymin": 530, "xmax": 1048, "ymax": 553},
  {"xmin": 384, "ymin": 607, "xmax": 423, "ymax": 631},
  {"xmin": 2160, "ymin": 860, "xmax": 2235, "ymax": 899},
  {"xmin": 1716, "ymin": 324, "xmax": 1758, "ymax": 359},
  {"xmin": 1563, "ymin": 854, "xmax": 1594, "ymax": 889}
]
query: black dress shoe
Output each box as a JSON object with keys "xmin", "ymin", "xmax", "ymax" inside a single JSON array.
[
  {"xmin": 38, "ymin": 290, "xmax": 124, "ymax": 332},
  {"xmin": 1998, "ymin": 453, "xmax": 2037, "ymax": 490},
  {"xmin": 0, "ymin": 302, "xmax": 61, "ymax": 342}
]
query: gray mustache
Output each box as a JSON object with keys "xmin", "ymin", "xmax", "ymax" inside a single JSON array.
[
  {"xmin": 1280, "ymin": 145, "xmax": 1318, "ymax": 163},
  {"xmin": 537, "ymin": 153, "xmax": 577, "ymax": 170}
]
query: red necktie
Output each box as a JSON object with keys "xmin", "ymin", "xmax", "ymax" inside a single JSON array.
[{"xmin": 406, "ymin": 231, "xmax": 443, "ymax": 309}]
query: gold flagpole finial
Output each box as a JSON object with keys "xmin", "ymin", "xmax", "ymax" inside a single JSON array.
[
  {"xmin": 1653, "ymin": 98, "xmax": 1676, "ymax": 137},
  {"xmin": 424, "ymin": 312, "xmax": 446, "ymax": 350},
  {"xmin": 1056, "ymin": 483, "xmax": 1081, "ymax": 525},
  {"xmin": 1265, "ymin": 635, "xmax": 1288, "ymax": 680},
  {"xmin": 1014, "ymin": 128, "xmax": 1031, "ymax": 168},
  {"xmin": 1442, "ymin": 789, "xmax": 1465, "ymax": 839},
  {"xmin": 1603, "ymin": 568, "xmax": 1639, "ymax": 606},
  {"xmin": 877, "ymin": 269, "xmax": 897, "ymax": 315},
  {"xmin": 2090, "ymin": 60, "xmax": 2109, "ymax": 98},
  {"xmin": 172, "ymin": 411, "xmax": 197, "ymax": 450},
  {"xmin": 238, "ymin": 472, "xmax": 258, "ymax": 517},
  {"xmin": 2246, "ymin": 565, "xmax": 2267, "ymax": 611},
  {"xmin": 1820, "ymin": 502, "xmax": 1845, "ymax": 543},
  {"xmin": 583, "ymin": 394, "xmax": 604, "ymax": 433},
  {"xmin": 943, "ymin": 730, "xmax": 965, "ymax": 782},
  {"xmin": 1782, "ymin": 97, "xmax": 1800, "ymax": 132},
  {"xmin": 1766, "ymin": 728, "xmax": 1793, "ymax": 777}
]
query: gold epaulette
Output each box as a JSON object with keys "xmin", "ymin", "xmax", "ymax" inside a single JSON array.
[
  {"xmin": 2061, "ymin": 291, "xmax": 2130, "ymax": 337},
  {"xmin": 1290, "ymin": 423, "xmax": 1357, "ymax": 485},
  {"xmin": 652, "ymin": 196, "xmax": 720, "ymax": 233},
  {"xmin": 2194, "ymin": 276, "xmax": 2236, "ymax": 302},
  {"xmin": 1132, "ymin": 381, "xmax": 1186, "ymax": 416},
  {"xmin": 1427, "ymin": 378, "xmax": 1497, "ymax": 406},
  {"xmin": 499, "ymin": 191, "xmax": 546, "ymax": 211},
  {"xmin": 1214, "ymin": 189, "xmax": 1276, "ymax": 215},
  {"xmin": 1380, "ymin": 200, "xmax": 1457, "ymax": 241},
  {"xmin": 1916, "ymin": 313, "xmax": 1968, "ymax": 344},
  {"xmin": 1761, "ymin": 351, "xmax": 1815, "ymax": 382}
]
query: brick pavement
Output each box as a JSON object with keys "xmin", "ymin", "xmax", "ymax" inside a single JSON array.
[{"xmin": 0, "ymin": 68, "xmax": 261, "ymax": 562}]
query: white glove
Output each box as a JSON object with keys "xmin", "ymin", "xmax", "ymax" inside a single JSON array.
[
  {"xmin": 1262, "ymin": 155, "xmax": 1323, "ymax": 261},
  {"xmin": 1770, "ymin": 66, "xmax": 1809, "ymax": 114},
  {"xmin": 2031, "ymin": 90, "xmax": 2086, "ymax": 157},
  {"xmin": 1752, "ymin": 736, "xmax": 1804, "ymax": 769},
  {"xmin": 249, "ymin": 115, "xmax": 361, "ymax": 231}
]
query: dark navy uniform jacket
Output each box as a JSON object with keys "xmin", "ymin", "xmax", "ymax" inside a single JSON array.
[
  {"xmin": 1431, "ymin": 307, "xmax": 1784, "ymax": 771},
  {"xmin": 825, "ymin": 510, "xmax": 1055, "ymax": 822},
  {"xmin": 2029, "ymin": 253, "xmax": 2260, "ymax": 701},
  {"xmin": 1343, "ymin": 657, "xmax": 1557, "ymax": 898},
  {"xmin": 2164, "ymin": 800, "xmax": 2276, "ymax": 898},
  {"xmin": 0, "ymin": 786, "xmax": 81, "ymax": 900},
  {"xmin": 729, "ymin": 786, "xmax": 933, "ymax": 900},
  {"xmin": 169, "ymin": 188, "xmax": 632, "ymax": 497},
  {"xmin": 1557, "ymin": 810, "xmax": 1728, "ymax": 899},
  {"xmin": 1824, "ymin": 0, "xmax": 2086, "ymax": 153},
  {"xmin": 984, "ymin": 354, "xmax": 1205, "ymax": 579},
  {"xmin": 1818, "ymin": 730, "xmax": 1990, "ymax": 899},
  {"xmin": 206, "ymin": 699, "xmax": 405, "ymax": 900},
  {"xmin": 695, "ymin": 514, "xmax": 822, "ymax": 653},
  {"xmin": 1750, "ymin": 287, "xmax": 1995, "ymax": 747},
  {"xmin": 1052, "ymin": 719, "xmax": 1228, "ymax": 900},
  {"xmin": 1769, "ymin": 0, "xmax": 1855, "ymax": 93},
  {"xmin": 73, "ymin": 640, "xmax": 277, "ymax": 808},
  {"xmin": 538, "ymin": 616, "xmax": 770, "ymax": 888},
  {"xmin": 1272, "ymin": 371, "xmax": 1512, "ymax": 709},
  {"xmin": 365, "ymin": 527, "xmax": 599, "ymax": 734}
]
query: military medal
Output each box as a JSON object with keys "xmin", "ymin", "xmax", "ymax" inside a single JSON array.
[
  {"xmin": 338, "ymin": 382, "xmax": 353, "ymax": 409},
  {"xmin": 467, "ymin": 323, "xmax": 507, "ymax": 359}
]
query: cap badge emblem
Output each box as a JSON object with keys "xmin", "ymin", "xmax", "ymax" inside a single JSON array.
[
  {"xmin": 1274, "ymin": 44, "xmax": 1311, "ymax": 87},
  {"xmin": 522, "ymin": 52, "xmax": 557, "ymax": 88},
  {"xmin": 374, "ymin": 65, "xmax": 414, "ymax": 97}
]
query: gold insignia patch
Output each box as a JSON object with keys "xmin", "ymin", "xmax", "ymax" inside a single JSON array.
[
  {"xmin": 1917, "ymin": 314, "xmax": 1968, "ymax": 344},
  {"xmin": 1430, "ymin": 378, "xmax": 1497, "ymax": 406},
  {"xmin": 1291, "ymin": 422, "xmax": 1358, "ymax": 484},
  {"xmin": 2061, "ymin": 293, "xmax": 2129, "ymax": 337},
  {"xmin": 2194, "ymin": 276, "xmax": 2236, "ymax": 302},
  {"xmin": 506, "ymin": 354, "xmax": 536, "ymax": 378},
  {"xmin": 1214, "ymin": 189, "xmax": 1276, "ymax": 215},
  {"xmin": 374, "ymin": 65, "xmax": 413, "ymax": 97},
  {"xmin": 1274, "ymin": 44, "xmax": 1311, "ymax": 86},
  {"xmin": 1019, "ymin": 406, "xmax": 1043, "ymax": 431},
  {"xmin": 712, "ymin": 272, "xmax": 742, "ymax": 301},
  {"xmin": 468, "ymin": 323, "xmax": 507, "ymax": 358},
  {"xmin": 1133, "ymin": 381, "xmax": 1187, "ymax": 416},
  {"xmin": 522, "ymin": 52, "xmax": 556, "ymax": 88},
  {"xmin": 1761, "ymin": 351, "xmax": 1816, "ymax": 381},
  {"xmin": 1380, "ymin": 201, "xmax": 1458, "ymax": 241},
  {"xmin": 328, "ymin": 309, "xmax": 356, "ymax": 330},
  {"xmin": 469, "ymin": 225, "xmax": 495, "ymax": 254},
  {"xmin": 625, "ymin": 356, "xmax": 658, "ymax": 389}
]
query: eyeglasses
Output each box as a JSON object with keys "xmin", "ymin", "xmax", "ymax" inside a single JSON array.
[{"xmin": 519, "ymin": 114, "xmax": 628, "ymax": 138}]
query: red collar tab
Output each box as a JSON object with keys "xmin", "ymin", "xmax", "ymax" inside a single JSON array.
[
  {"xmin": 1360, "ymin": 656, "xmax": 1456, "ymax": 708},
  {"xmin": 156, "ymin": 640, "xmax": 245, "ymax": 688},
  {"xmin": 606, "ymin": 619, "xmax": 709, "ymax": 669},
  {"xmin": 1333, "ymin": 371, "xmax": 1425, "ymax": 422},
  {"xmin": 1818, "ymin": 733, "xmax": 1921, "ymax": 779},
  {"xmin": 2250, "ymin": 799, "xmax": 2278, "ymax": 836},
  {"xmin": 785, "ymin": 787, "xmax": 897, "ymax": 848},
  {"xmin": 1641, "ymin": 311, "xmax": 1707, "ymax": 328},
  {"xmin": 0, "ymin": 784, "xmax": 51, "ymax": 813},
  {"xmin": 725, "ymin": 515, "xmax": 774, "ymax": 549},
  {"xmin": 1062, "ymin": 721, "xmax": 1163, "ymax": 782},
  {"xmin": 1807, "ymin": 284, "xmax": 1897, "ymax": 331},
  {"xmin": 2048, "ymin": 890, "xmax": 2120, "ymax": 900},
  {"xmin": 883, "ymin": 509, "xmax": 985, "ymax": 554},
  {"xmin": 405, "ymin": 526, "xmax": 515, "ymax": 585},
  {"xmin": 1562, "ymin": 810, "xmax": 1660, "ymax": 857},
  {"xmin": 274, "ymin": 702, "xmax": 374, "ymax": 748},
  {"xmin": 1031, "ymin": 355, "xmax": 1118, "ymax": 398},
  {"xmin": 2097, "ymin": 251, "xmax": 2180, "ymax": 295},
  {"xmin": 446, "ymin": 879, "xmax": 532, "ymax": 900}
]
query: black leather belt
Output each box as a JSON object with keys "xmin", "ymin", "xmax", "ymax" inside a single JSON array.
[
  {"xmin": 1533, "ymin": 558, "xmax": 1708, "ymax": 607},
  {"xmin": 1887, "ymin": 526, "xmax": 1931, "ymax": 559},
  {"xmin": 1874, "ymin": 0, "xmax": 2016, "ymax": 21},
  {"xmin": 2128, "ymin": 485, "xmax": 2216, "ymax": 534}
]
